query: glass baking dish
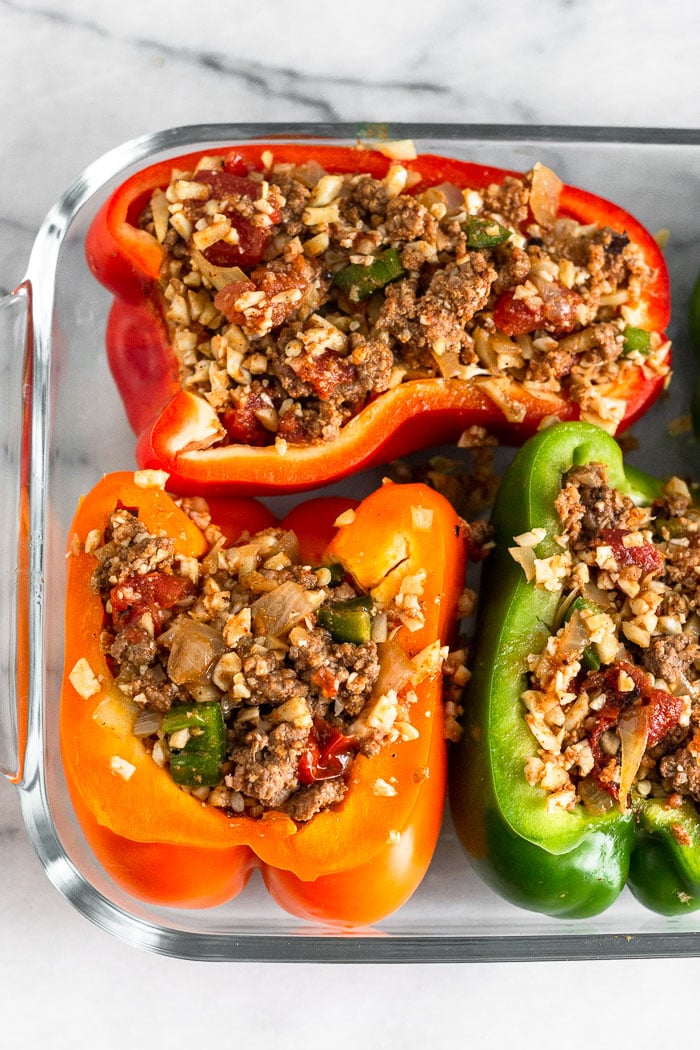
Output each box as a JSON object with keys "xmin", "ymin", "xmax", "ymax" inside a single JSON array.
[{"xmin": 2, "ymin": 123, "xmax": 700, "ymax": 962}]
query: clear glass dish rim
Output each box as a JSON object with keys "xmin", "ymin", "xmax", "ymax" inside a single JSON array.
[{"xmin": 15, "ymin": 121, "xmax": 700, "ymax": 963}]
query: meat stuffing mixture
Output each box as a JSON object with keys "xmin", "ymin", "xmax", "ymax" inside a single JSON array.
[
  {"xmin": 140, "ymin": 147, "xmax": 670, "ymax": 448},
  {"xmin": 89, "ymin": 497, "xmax": 462, "ymax": 822},
  {"xmin": 512, "ymin": 464, "xmax": 700, "ymax": 815}
]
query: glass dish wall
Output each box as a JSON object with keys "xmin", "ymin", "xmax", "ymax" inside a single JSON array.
[{"xmin": 3, "ymin": 124, "xmax": 700, "ymax": 961}]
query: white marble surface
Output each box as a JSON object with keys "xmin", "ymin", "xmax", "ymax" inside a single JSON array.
[{"xmin": 1, "ymin": 0, "xmax": 700, "ymax": 1045}]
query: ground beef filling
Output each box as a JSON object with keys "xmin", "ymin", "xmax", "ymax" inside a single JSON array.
[
  {"xmin": 140, "ymin": 151, "xmax": 668, "ymax": 447},
  {"xmin": 91, "ymin": 502, "xmax": 440, "ymax": 822},
  {"xmin": 514, "ymin": 463, "xmax": 700, "ymax": 815}
]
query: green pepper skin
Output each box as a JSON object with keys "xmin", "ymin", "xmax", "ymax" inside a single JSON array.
[
  {"xmin": 629, "ymin": 799, "xmax": 700, "ymax": 915},
  {"xmin": 457, "ymin": 731, "xmax": 634, "ymax": 916},
  {"xmin": 333, "ymin": 248, "xmax": 405, "ymax": 302},
  {"xmin": 162, "ymin": 701, "xmax": 226, "ymax": 787},
  {"xmin": 481, "ymin": 810, "xmax": 634, "ymax": 918},
  {"xmin": 449, "ymin": 421, "xmax": 700, "ymax": 918},
  {"xmin": 622, "ymin": 325, "xmax": 652, "ymax": 357},
  {"xmin": 689, "ymin": 268, "xmax": 700, "ymax": 355},
  {"xmin": 465, "ymin": 217, "xmax": 511, "ymax": 249},
  {"xmin": 690, "ymin": 268, "xmax": 700, "ymax": 440},
  {"xmin": 317, "ymin": 595, "xmax": 373, "ymax": 644}
]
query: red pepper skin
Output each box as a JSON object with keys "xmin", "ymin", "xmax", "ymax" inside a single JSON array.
[
  {"xmin": 88, "ymin": 144, "xmax": 670, "ymax": 495},
  {"xmin": 60, "ymin": 473, "xmax": 465, "ymax": 923},
  {"xmin": 278, "ymin": 496, "xmax": 359, "ymax": 566}
]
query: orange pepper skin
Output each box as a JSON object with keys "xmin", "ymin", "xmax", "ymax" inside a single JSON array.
[
  {"xmin": 87, "ymin": 144, "xmax": 670, "ymax": 496},
  {"xmin": 60, "ymin": 473, "xmax": 465, "ymax": 923},
  {"xmin": 259, "ymin": 683, "xmax": 445, "ymax": 927},
  {"xmin": 68, "ymin": 783, "xmax": 257, "ymax": 909}
]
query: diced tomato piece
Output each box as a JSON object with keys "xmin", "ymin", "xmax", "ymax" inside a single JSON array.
[
  {"xmin": 493, "ymin": 281, "xmax": 582, "ymax": 336},
  {"xmin": 214, "ymin": 257, "xmax": 311, "ymax": 330},
  {"xmin": 222, "ymin": 394, "xmax": 273, "ymax": 447},
  {"xmin": 643, "ymin": 686, "xmax": 685, "ymax": 746},
  {"xmin": 598, "ymin": 528, "xmax": 663, "ymax": 573},
  {"xmin": 585, "ymin": 661, "xmax": 685, "ymax": 799},
  {"xmin": 224, "ymin": 150, "xmax": 257, "ymax": 176},
  {"xmin": 493, "ymin": 289, "xmax": 545, "ymax": 335},
  {"xmin": 213, "ymin": 279, "xmax": 257, "ymax": 322},
  {"xmin": 298, "ymin": 720, "xmax": 356, "ymax": 785},
  {"xmin": 110, "ymin": 572, "xmax": 195, "ymax": 634},
  {"xmin": 196, "ymin": 171, "xmax": 260, "ymax": 201},
  {"xmin": 194, "ymin": 170, "xmax": 280, "ymax": 268},
  {"xmin": 206, "ymin": 219, "xmax": 269, "ymax": 269},
  {"xmin": 310, "ymin": 666, "xmax": 340, "ymax": 699}
]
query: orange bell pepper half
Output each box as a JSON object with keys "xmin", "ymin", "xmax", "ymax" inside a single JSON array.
[
  {"xmin": 86, "ymin": 143, "xmax": 671, "ymax": 496},
  {"xmin": 60, "ymin": 471, "xmax": 466, "ymax": 924}
]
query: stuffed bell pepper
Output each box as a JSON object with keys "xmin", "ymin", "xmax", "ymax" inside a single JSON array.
[
  {"xmin": 86, "ymin": 141, "xmax": 670, "ymax": 495},
  {"xmin": 450, "ymin": 421, "xmax": 700, "ymax": 917},
  {"xmin": 60, "ymin": 469, "xmax": 468, "ymax": 925}
]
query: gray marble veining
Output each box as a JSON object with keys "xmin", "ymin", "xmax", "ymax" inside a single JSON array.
[{"xmin": 2, "ymin": 0, "xmax": 698, "ymax": 290}]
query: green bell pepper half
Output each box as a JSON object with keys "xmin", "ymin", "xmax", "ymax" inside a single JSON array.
[{"xmin": 449, "ymin": 420, "xmax": 700, "ymax": 918}]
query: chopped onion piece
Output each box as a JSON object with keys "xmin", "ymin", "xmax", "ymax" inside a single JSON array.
[
  {"xmin": 133, "ymin": 709, "xmax": 163, "ymax": 737},
  {"xmin": 433, "ymin": 181, "xmax": 465, "ymax": 212},
  {"xmin": 191, "ymin": 251, "xmax": 248, "ymax": 291},
  {"xmin": 553, "ymin": 589, "xmax": 580, "ymax": 630},
  {"xmin": 165, "ymin": 619, "xmax": 224, "ymax": 685},
  {"xmin": 370, "ymin": 611, "xmax": 388, "ymax": 642},
  {"xmin": 92, "ymin": 695, "xmax": 139, "ymax": 735},
  {"xmin": 251, "ymin": 581, "xmax": 322, "ymax": 638},
  {"xmin": 581, "ymin": 581, "xmax": 613, "ymax": 609},
  {"xmin": 618, "ymin": 707, "xmax": 649, "ymax": 814},
  {"xmin": 509, "ymin": 545, "xmax": 536, "ymax": 581},
  {"xmin": 374, "ymin": 640, "xmax": 414, "ymax": 698},
  {"xmin": 529, "ymin": 164, "xmax": 563, "ymax": 227},
  {"xmin": 578, "ymin": 776, "xmax": 615, "ymax": 815},
  {"xmin": 274, "ymin": 529, "xmax": 301, "ymax": 565},
  {"xmin": 558, "ymin": 611, "xmax": 589, "ymax": 656}
]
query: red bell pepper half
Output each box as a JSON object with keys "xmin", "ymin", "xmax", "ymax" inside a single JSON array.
[
  {"xmin": 60, "ymin": 470, "xmax": 466, "ymax": 925},
  {"xmin": 86, "ymin": 142, "xmax": 671, "ymax": 495}
]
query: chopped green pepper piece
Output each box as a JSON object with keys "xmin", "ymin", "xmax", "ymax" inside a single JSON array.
[
  {"xmin": 622, "ymin": 325, "xmax": 652, "ymax": 356},
  {"xmin": 465, "ymin": 217, "xmax": 511, "ymax": 249},
  {"xmin": 162, "ymin": 701, "xmax": 226, "ymax": 787},
  {"xmin": 564, "ymin": 595, "xmax": 592, "ymax": 619},
  {"xmin": 582, "ymin": 647, "xmax": 601, "ymax": 672},
  {"xmin": 317, "ymin": 595, "xmax": 373, "ymax": 644},
  {"xmin": 333, "ymin": 248, "xmax": 405, "ymax": 302},
  {"xmin": 653, "ymin": 516, "xmax": 687, "ymax": 539},
  {"xmin": 318, "ymin": 562, "xmax": 346, "ymax": 586}
]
